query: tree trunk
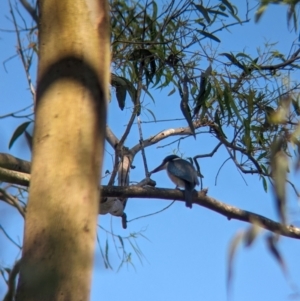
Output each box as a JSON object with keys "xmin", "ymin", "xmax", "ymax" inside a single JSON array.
[{"xmin": 15, "ymin": 0, "xmax": 110, "ymax": 300}]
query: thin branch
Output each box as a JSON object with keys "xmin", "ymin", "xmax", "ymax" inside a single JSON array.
[
  {"xmin": 104, "ymin": 126, "xmax": 122, "ymax": 186},
  {"xmin": 231, "ymin": 49, "xmax": 300, "ymax": 91},
  {"xmin": 119, "ymin": 60, "xmax": 144, "ymax": 147},
  {"xmin": 287, "ymin": 179, "xmax": 300, "ymax": 198},
  {"xmin": 107, "ymin": 152, "xmax": 120, "ymax": 187},
  {"xmin": 157, "ymin": 134, "xmax": 190, "ymax": 148},
  {"xmin": 137, "ymin": 116, "xmax": 150, "ymax": 177},
  {"xmin": 130, "ymin": 120, "xmax": 206, "ymax": 155},
  {"xmin": 105, "ymin": 125, "xmax": 119, "ymax": 148},
  {"xmin": 119, "ymin": 111, "xmax": 136, "ymax": 147},
  {"xmin": 0, "ymin": 104, "xmax": 33, "ymax": 119},
  {"xmin": 194, "ymin": 142, "xmax": 222, "ymax": 159},
  {"xmin": 2, "ymin": 259, "xmax": 21, "ymax": 301},
  {"xmin": 9, "ymin": 0, "xmax": 36, "ymax": 100},
  {"xmin": 127, "ymin": 201, "xmax": 175, "ymax": 223},
  {"xmin": 216, "ymin": 132, "xmax": 264, "ymax": 174},
  {"xmin": 132, "ymin": 117, "xmax": 185, "ymax": 124},
  {"xmin": 0, "ymin": 153, "xmax": 31, "ymax": 173},
  {"xmin": 0, "ymin": 167, "xmax": 30, "ymax": 186},
  {"xmin": 19, "ymin": 0, "xmax": 38, "ymax": 23},
  {"xmin": 0, "ymin": 224, "xmax": 22, "ymax": 249},
  {"xmin": 0, "ymin": 188, "xmax": 26, "ymax": 218},
  {"xmin": 259, "ymin": 49, "xmax": 300, "ymax": 71},
  {"xmin": 215, "ymin": 157, "xmax": 231, "ymax": 185}
]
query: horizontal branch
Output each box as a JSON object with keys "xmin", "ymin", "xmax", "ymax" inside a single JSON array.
[
  {"xmin": 0, "ymin": 152, "xmax": 298, "ymax": 239},
  {"xmin": 0, "ymin": 153, "xmax": 31, "ymax": 173},
  {"xmin": 101, "ymin": 185, "xmax": 300, "ymax": 239},
  {"xmin": 260, "ymin": 49, "xmax": 300, "ymax": 71},
  {"xmin": 0, "ymin": 167, "xmax": 30, "ymax": 186},
  {"xmin": 130, "ymin": 121, "xmax": 205, "ymax": 155}
]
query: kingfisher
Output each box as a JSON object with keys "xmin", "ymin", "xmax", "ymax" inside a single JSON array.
[{"xmin": 150, "ymin": 155, "xmax": 199, "ymax": 208}]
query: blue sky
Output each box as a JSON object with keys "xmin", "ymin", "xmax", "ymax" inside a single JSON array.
[{"xmin": 1, "ymin": 1, "xmax": 300, "ymax": 301}]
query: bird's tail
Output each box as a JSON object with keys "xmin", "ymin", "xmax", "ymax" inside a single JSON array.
[{"xmin": 184, "ymin": 186, "xmax": 193, "ymax": 209}]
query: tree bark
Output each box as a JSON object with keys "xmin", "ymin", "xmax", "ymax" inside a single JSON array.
[{"xmin": 15, "ymin": 0, "xmax": 110, "ymax": 300}]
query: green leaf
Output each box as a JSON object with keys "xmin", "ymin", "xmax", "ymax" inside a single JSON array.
[
  {"xmin": 105, "ymin": 238, "xmax": 112, "ymax": 269},
  {"xmin": 116, "ymin": 86, "xmax": 127, "ymax": 110},
  {"xmin": 223, "ymin": 85, "xmax": 232, "ymax": 125},
  {"xmin": 261, "ymin": 176, "xmax": 268, "ymax": 193},
  {"xmin": 142, "ymin": 86, "xmax": 155, "ymax": 103},
  {"xmin": 292, "ymin": 98, "xmax": 300, "ymax": 116},
  {"xmin": 197, "ymin": 29, "xmax": 221, "ymax": 43},
  {"xmin": 111, "ymin": 74, "xmax": 128, "ymax": 110},
  {"xmin": 204, "ymin": 64, "xmax": 212, "ymax": 76},
  {"xmin": 151, "ymin": 1, "xmax": 158, "ymax": 20},
  {"xmin": 230, "ymin": 96, "xmax": 242, "ymax": 123},
  {"xmin": 149, "ymin": 57, "xmax": 156, "ymax": 80},
  {"xmin": 220, "ymin": 52, "xmax": 245, "ymax": 70},
  {"xmin": 145, "ymin": 108, "xmax": 156, "ymax": 121},
  {"xmin": 24, "ymin": 130, "xmax": 33, "ymax": 151},
  {"xmin": 235, "ymin": 52, "xmax": 253, "ymax": 61},
  {"xmin": 266, "ymin": 235, "xmax": 287, "ymax": 276},
  {"xmin": 260, "ymin": 164, "xmax": 268, "ymax": 174},
  {"xmin": 219, "ymin": 4, "xmax": 226, "ymax": 11},
  {"xmin": 221, "ymin": 0, "xmax": 235, "ymax": 15},
  {"xmin": 207, "ymin": 9, "xmax": 229, "ymax": 18},
  {"xmin": 111, "ymin": 73, "xmax": 140, "ymax": 114},
  {"xmin": 227, "ymin": 231, "xmax": 243, "ymax": 292},
  {"xmin": 270, "ymin": 138, "xmax": 289, "ymax": 224},
  {"xmin": 246, "ymin": 89, "xmax": 255, "ymax": 119},
  {"xmin": 214, "ymin": 110, "xmax": 227, "ymax": 138},
  {"xmin": 194, "ymin": 4, "xmax": 211, "ymax": 24},
  {"xmin": 243, "ymin": 118, "xmax": 251, "ymax": 152},
  {"xmin": 257, "ymin": 151, "xmax": 268, "ymax": 161},
  {"xmin": 214, "ymin": 80, "xmax": 225, "ymax": 117},
  {"xmin": 9, "ymin": 121, "xmax": 31, "ymax": 149},
  {"xmin": 244, "ymin": 224, "xmax": 261, "ymax": 247},
  {"xmin": 152, "ymin": 61, "xmax": 164, "ymax": 88},
  {"xmin": 118, "ymin": 235, "xmax": 124, "ymax": 248},
  {"xmin": 168, "ymin": 87, "xmax": 176, "ymax": 96},
  {"xmin": 190, "ymin": 84, "xmax": 198, "ymax": 96},
  {"xmin": 255, "ymin": 4, "xmax": 267, "ymax": 23}
]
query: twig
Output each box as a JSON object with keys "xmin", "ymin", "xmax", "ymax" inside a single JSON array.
[
  {"xmin": 107, "ymin": 151, "xmax": 119, "ymax": 186},
  {"xmin": 2, "ymin": 259, "xmax": 21, "ymax": 301},
  {"xmin": 215, "ymin": 157, "xmax": 231, "ymax": 186},
  {"xmin": 130, "ymin": 120, "xmax": 206, "ymax": 155},
  {"xmin": 0, "ymin": 188, "xmax": 26, "ymax": 218},
  {"xmin": 19, "ymin": 0, "xmax": 38, "ymax": 23},
  {"xmin": 137, "ymin": 116, "xmax": 150, "ymax": 177},
  {"xmin": 9, "ymin": 0, "xmax": 36, "ymax": 100},
  {"xmin": 0, "ymin": 104, "xmax": 33, "ymax": 119},
  {"xmin": 127, "ymin": 201, "xmax": 175, "ymax": 223},
  {"xmin": 119, "ymin": 111, "xmax": 136, "ymax": 147},
  {"xmin": 0, "ymin": 225, "xmax": 22, "ymax": 248},
  {"xmin": 194, "ymin": 142, "xmax": 222, "ymax": 159}
]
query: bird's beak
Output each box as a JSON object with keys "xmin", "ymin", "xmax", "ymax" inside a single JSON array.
[{"xmin": 150, "ymin": 162, "xmax": 166, "ymax": 174}]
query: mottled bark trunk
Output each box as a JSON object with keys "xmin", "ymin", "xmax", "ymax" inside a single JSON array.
[{"xmin": 15, "ymin": 0, "xmax": 110, "ymax": 300}]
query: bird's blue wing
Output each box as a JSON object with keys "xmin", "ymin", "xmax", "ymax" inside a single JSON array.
[{"xmin": 167, "ymin": 159, "xmax": 198, "ymax": 186}]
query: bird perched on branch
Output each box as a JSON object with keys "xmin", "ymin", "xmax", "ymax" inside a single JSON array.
[{"xmin": 150, "ymin": 155, "xmax": 199, "ymax": 208}]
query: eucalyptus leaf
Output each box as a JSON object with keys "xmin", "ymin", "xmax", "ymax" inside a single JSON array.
[{"xmin": 9, "ymin": 121, "xmax": 31, "ymax": 149}]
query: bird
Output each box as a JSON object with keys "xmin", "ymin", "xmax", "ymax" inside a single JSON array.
[{"xmin": 150, "ymin": 155, "xmax": 199, "ymax": 208}]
